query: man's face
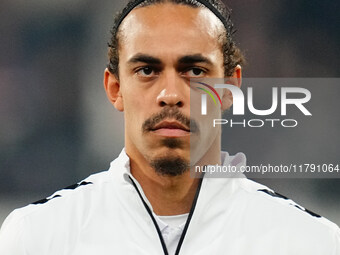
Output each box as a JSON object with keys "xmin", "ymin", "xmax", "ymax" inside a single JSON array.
[{"xmin": 114, "ymin": 3, "xmax": 226, "ymax": 174}]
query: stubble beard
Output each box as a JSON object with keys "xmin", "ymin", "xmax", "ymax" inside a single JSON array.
[
  {"xmin": 142, "ymin": 106, "xmax": 196, "ymax": 177},
  {"xmin": 149, "ymin": 138, "xmax": 190, "ymax": 177},
  {"xmin": 150, "ymin": 154, "xmax": 190, "ymax": 177}
]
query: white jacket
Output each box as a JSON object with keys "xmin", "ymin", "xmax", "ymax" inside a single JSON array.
[{"xmin": 0, "ymin": 149, "xmax": 339, "ymax": 254}]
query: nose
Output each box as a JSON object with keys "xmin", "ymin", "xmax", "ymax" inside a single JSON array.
[{"xmin": 156, "ymin": 71, "xmax": 186, "ymax": 108}]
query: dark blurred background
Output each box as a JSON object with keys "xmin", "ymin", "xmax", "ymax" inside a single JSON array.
[{"xmin": 0, "ymin": 0, "xmax": 339, "ymax": 226}]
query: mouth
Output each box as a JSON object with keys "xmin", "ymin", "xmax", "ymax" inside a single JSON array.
[{"xmin": 150, "ymin": 120, "xmax": 190, "ymax": 137}]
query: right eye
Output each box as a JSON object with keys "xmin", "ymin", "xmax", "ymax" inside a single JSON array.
[{"xmin": 136, "ymin": 67, "xmax": 158, "ymax": 77}]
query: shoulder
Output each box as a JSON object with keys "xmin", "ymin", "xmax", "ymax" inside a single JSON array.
[
  {"xmin": 206, "ymin": 177, "xmax": 340, "ymax": 253},
  {"xmin": 236, "ymin": 178, "xmax": 340, "ymax": 245},
  {"xmin": 0, "ymin": 170, "xmax": 112, "ymax": 252},
  {"xmin": 15, "ymin": 170, "xmax": 111, "ymax": 217},
  {"xmin": 237, "ymin": 178, "xmax": 337, "ymax": 225}
]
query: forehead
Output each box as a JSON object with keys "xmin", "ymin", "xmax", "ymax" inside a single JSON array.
[{"xmin": 118, "ymin": 3, "xmax": 225, "ymax": 60}]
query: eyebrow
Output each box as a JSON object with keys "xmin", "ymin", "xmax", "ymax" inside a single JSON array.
[
  {"xmin": 126, "ymin": 53, "xmax": 214, "ymax": 66},
  {"xmin": 127, "ymin": 54, "xmax": 162, "ymax": 65},
  {"xmin": 178, "ymin": 54, "xmax": 214, "ymax": 66}
]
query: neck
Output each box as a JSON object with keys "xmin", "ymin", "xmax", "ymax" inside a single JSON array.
[
  {"xmin": 126, "ymin": 135, "xmax": 221, "ymax": 216},
  {"xmin": 130, "ymin": 160, "xmax": 199, "ymax": 215}
]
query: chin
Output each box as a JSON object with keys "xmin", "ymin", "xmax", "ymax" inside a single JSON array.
[
  {"xmin": 149, "ymin": 153, "xmax": 190, "ymax": 177},
  {"xmin": 155, "ymin": 146, "xmax": 189, "ymax": 159}
]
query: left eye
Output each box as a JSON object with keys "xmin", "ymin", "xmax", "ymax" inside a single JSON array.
[{"xmin": 185, "ymin": 68, "xmax": 206, "ymax": 77}]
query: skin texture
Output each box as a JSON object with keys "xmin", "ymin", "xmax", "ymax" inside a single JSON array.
[{"xmin": 104, "ymin": 3, "xmax": 241, "ymax": 215}]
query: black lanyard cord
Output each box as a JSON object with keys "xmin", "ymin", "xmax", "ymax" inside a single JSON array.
[
  {"xmin": 129, "ymin": 174, "xmax": 205, "ymax": 255},
  {"xmin": 129, "ymin": 176, "xmax": 169, "ymax": 255},
  {"xmin": 174, "ymin": 174, "xmax": 204, "ymax": 255}
]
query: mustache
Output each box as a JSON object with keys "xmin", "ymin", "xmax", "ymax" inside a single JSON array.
[{"xmin": 142, "ymin": 107, "xmax": 199, "ymax": 133}]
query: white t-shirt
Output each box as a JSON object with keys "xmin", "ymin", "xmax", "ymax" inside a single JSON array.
[
  {"xmin": 0, "ymin": 149, "xmax": 339, "ymax": 254},
  {"xmin": 156, "ymin": 213, "xmax": 189, "ymax": 254}
]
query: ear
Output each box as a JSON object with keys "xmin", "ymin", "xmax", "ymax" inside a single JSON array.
[
  {"xmin": 221, "ymin": 65, "xmax": 242, "ymax": 111},
  {"xmin": 104, "ymin": 68, "xmax": 124, "ymax": 112}
]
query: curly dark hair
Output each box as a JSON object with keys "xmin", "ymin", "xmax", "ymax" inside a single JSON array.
[{"xmin": 107, "ymin": 0, "xmax": 245, "ymax": 78}]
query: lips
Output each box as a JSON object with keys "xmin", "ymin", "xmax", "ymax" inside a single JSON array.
[
  {"xmin": 152, "ymin": 121, "xmax": 190, "ymax": 131},
  {"xmin": 150, "ymin": 121, "xmax": 190, "ymax": 137}
]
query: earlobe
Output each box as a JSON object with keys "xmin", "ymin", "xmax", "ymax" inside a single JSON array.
[
  {"xmin": 221, "ymin": 65, "xmax": 242, "ymax": 111},
  {"xmin": 104, "ymin": 68, "xmax": 124, "ymax": 112},
  {"xmin": 232, "ymin": 65, "xmax": 242, "ymax": 88}
]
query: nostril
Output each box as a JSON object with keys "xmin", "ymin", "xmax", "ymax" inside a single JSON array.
[
  {"xmin": 159, "ymin": 100, "xmax": 183, "ymax": 107},
  {"xmin": 176, "ymin": 101, "xmax": 183, "ymax": 107}
]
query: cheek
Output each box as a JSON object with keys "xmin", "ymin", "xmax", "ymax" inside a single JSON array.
[
  {"xmin": 200, "ymin": 112, "xmax": 220, "ymax": 137},
  {"xmin": 121, "ymin": 77, "xmax": 141, "ymax": 109},
  {"xmin": 190, "ymin": 86, "xmax": 222, "ymax": 136},
  {"xmin": 121, "ymin": 85, "xmax": 153, "ymax": 130}
]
